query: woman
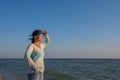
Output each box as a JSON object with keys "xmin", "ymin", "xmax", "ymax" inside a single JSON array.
[{"xmin": 24, "ymin": 29, "xmax": 50, "ymax": 80}]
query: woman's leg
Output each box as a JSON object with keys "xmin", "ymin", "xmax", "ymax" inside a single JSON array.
[
  {"xmin": 27, "ymin": 72, "xmax": 35, "ymax": 80},
  {"xmin": 34, "ymin": 72, "xmax": 44, "ymax": 80},
  {"xmin": 27, "ymin": 67, "xmax": 35, "ymax": 80},
  {"xmin": 41, "ymin": 73, "xmax": 44, "ymax": 80}
]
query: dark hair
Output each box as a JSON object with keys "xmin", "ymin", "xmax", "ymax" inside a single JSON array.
[
  {"xmin": 31, "ymin": 37, "xmax": 35, "ymax": 43},
  {"xmin": 30, "ymin": 29, "xmax": 42, "ymax": 43}
]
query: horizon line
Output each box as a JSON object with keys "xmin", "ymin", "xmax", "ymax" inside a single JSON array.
[{"xmin": 0, "ymin": 57, "xmax": 120, "ymax": 59}]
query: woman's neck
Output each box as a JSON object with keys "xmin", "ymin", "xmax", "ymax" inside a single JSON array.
[
  {"xmin": 34, "ymin": 41, "xmax": 40, "ymax": 44},
  {"xmin": 33, "ymin": 41, "xmax": 41, "ymax": 49}
]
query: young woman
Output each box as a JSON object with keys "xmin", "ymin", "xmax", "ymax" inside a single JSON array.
[{"xmin": 24, "ymin": 30, "xmax": 50, "ymax": 80}]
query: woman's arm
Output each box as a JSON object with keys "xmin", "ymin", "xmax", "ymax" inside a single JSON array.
[
  {"xmin": 24, "ymin": 44, "xmax": 35, "ymax": 67},
  {"xmin": 45, "ymin": 34, "xmax": 50, "ymax": 43},
  {"xmin": 42, "ymin": 30, "xmax": 50, "ymax": 48}
]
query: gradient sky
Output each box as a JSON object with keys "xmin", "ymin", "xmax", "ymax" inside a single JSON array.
[{"xmin": 0, "ymin": 0, "xmax": 120, "ymax": 58}]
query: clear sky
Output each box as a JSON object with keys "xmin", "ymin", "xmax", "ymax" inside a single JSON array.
[{"xmin": 0, "ymin": 0, "xmax": 120, "ymax": 58}]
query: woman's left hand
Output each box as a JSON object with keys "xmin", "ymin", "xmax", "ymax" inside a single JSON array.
[{"xmin": 42, "ymin": 30, "xmax": 47, "ymax": 37}]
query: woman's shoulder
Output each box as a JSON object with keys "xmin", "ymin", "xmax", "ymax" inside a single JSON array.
[{"xmin": 28, "ymin": 43, "xmax": 34, "ymax": 47}]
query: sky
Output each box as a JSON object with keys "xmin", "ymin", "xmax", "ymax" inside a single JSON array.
[{"xmin": 0, "ymin": 0, "xmax": 120, "ymax": 58}]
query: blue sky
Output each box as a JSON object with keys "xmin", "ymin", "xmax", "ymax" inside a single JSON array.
[{"xmin": 0, "ymin": 0, "xmax": 120, "ymax": 58}]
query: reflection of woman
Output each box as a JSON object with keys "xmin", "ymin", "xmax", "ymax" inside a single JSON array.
[{"xmin": 24, "ymin": 30, "xmax": 50, "ymax": 80}]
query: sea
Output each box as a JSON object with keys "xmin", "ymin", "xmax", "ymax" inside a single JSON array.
[{"xmin": 0, "ymin": 58, "xmax": 120, "ymax": 80}]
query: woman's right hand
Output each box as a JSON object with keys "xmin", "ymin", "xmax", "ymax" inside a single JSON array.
[
  {"xmin": 32, "ymin": 64, "xmax": 40, "ymax": 73},
  {"xmin": 32, "ymin": 64, "xmax": 37, "ymax": 69}
]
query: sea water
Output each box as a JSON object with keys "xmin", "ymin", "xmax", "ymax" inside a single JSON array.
[{"xmin": 0, "ymin": 58, "xmax": 120, "ymax": 80}]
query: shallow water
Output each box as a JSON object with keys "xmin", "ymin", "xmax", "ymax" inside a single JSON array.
[{"xmin": 0, "ymin": 58, "xmax": 120, "ymax": 80}]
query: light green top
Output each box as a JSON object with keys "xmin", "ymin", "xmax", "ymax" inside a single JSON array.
[{"xmin": 24, "ymin": 42, "xmax": 50, "ymax": 61}]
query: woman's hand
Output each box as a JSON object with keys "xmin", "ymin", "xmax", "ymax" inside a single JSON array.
[
  {"xmin": 33, "ymin": 64, "xmax": 43, "ymax": 73},
  {"xmin": 42, "ymin": 29, "xmax": 50, "ymax": 43},
  {"xmin": 42, "ymin": 30, "xmax": 47, "ymax": 37},
  {"xmin": 32, "ymin": 64, "xmax": 39, "ymax": 72}
]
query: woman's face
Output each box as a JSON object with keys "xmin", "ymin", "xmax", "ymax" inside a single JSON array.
[{"xmin": 35, "ymin": 34, "xmax": 43, "ymax": 42}]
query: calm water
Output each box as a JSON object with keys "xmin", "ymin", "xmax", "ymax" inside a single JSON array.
[{"xmin": 0, "ymin": 58, "xmax": 120, "ymax": 80}]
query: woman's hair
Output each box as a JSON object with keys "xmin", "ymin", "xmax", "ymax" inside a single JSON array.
[
  {"xmin": 31, "ymin": 37, "xmax": 35, "ymax": 43},
  {"xmin": 30, "ymin": 29, "xmax": 42, "ymax": 43}
]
